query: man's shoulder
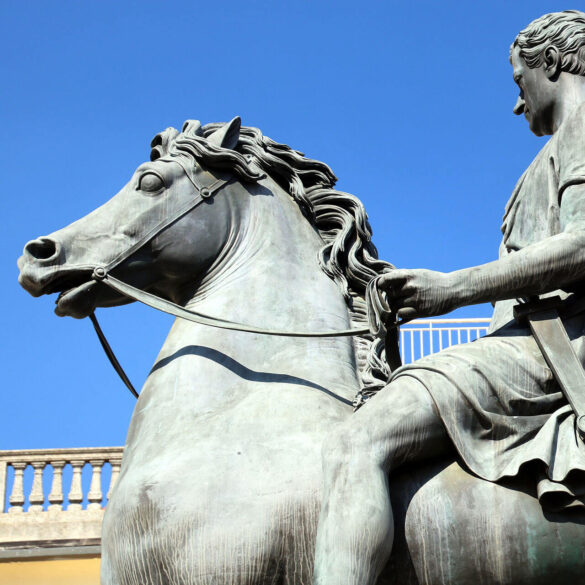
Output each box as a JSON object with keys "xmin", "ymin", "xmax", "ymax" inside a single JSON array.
[
  {"xmin": 553, "ymin": 101, "xmax": 585, "ymax": 194},
  {"xmin": 557, "ymin": 102, "xmax": 585, "ymax": 141},
  {"xmin": 574, "ymin": 101, "xmax": 585, "ymax": 117}
]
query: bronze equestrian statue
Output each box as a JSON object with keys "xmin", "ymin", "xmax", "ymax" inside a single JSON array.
[{"xmin": 17, "ymin": 10, "xmax": 585, "ymax": 585}]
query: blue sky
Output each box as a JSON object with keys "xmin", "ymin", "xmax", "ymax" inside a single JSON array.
[{"xmin": 1, "ymin": 1, "xmax": 564, "ymax": 450}]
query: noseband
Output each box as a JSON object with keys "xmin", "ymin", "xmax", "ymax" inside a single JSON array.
[{"xmin": 88, "ymin": 157, "xmax": 378, "ymax": 398}]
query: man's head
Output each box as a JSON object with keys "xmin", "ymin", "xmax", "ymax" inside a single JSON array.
[
  {"xmin": 511, "ymin": 10, "xmax": 585, "ymax": 136},
  {"xmin": 513, "ymin": 11, "xmax": 585, "ymax": 75}
]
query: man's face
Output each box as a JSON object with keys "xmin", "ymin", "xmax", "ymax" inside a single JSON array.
[{"xmin": 511, "ymin": 45, "xmax": 559, "ymax": 136}]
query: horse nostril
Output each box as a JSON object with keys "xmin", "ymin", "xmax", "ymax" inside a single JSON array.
[{"xmin": 24, "ymin": 238, "xmax": 60, "ymax": 261}]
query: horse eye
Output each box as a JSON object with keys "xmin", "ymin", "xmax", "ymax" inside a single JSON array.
[{"xmin": 138, "ymin": 172, "xmax": 165, "ymax": 193}]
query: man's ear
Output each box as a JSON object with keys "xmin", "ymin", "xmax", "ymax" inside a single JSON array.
[
  {"xmin": 207, "ymin": 117, "xmax": 241, "ymax": 150},
  {"xmin": 543, "ymin": 46, "xmax": 561, "ymax": 80}
]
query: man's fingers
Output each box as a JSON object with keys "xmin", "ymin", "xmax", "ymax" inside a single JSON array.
[
  {"xmin": 377, "ymin": 270, "xmax": 409, "ymax": 289},
  {"xmin": 396, "ymin": 307, "xmax": 418, "ymax": 323},
  {"xmin": 378, "ymin": 271, "xmax": 411, "ymax": 298}
]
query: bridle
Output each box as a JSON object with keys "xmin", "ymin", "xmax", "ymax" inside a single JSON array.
[{"xmin": 86, "ymin": 156, "xmax": 389, "ymax": 398}]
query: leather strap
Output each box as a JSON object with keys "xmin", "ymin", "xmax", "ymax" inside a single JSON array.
[
  {"xmin": 90, "ymin": 312, "xmax": 139, "ymax": 398},
  {"xmin": 515, "ymin": 296, "xmax": 585, "ymax": 440},
  {"xmin": 93, "ymin": 270, "xmax": 370, "ymax": 338},
  {"xmin": 91, "ymin": 270, "xmax": 371, "ymax": 399},
  {"xmin": 104, "ymin": 163, "xmax": 231, "ymax": 274}
]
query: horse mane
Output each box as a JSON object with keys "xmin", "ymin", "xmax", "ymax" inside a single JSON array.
[{"xmin": 150, "ymin": 119, "xmax": 395, "ymax": 404}]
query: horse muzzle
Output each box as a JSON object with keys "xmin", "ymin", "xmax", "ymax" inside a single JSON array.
[
  {"xmin": 18, "ymin": 237, "xmax": 65, "ymax": 296},
  {"xmin": 18, "ymin": 236, "xmax": 101, "ymax": 318}
]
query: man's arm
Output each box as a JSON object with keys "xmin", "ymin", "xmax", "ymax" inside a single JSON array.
[{"xmin": 380, "ymin": 183, "xmax": 585, "ymax": 322}]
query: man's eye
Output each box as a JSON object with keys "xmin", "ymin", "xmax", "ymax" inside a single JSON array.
[{"xmin": 138, "ymin": 172, "xmax": 165, "ymax": 192}]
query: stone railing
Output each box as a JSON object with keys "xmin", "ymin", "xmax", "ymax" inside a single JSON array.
[{"xmin": 0, "ymin": 447, "xmax": 123, "ymax": 554}]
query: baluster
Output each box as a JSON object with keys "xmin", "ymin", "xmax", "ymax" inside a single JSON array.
[
  {"xmin": 0, "ymin": 460, "xmax": 7, "ymax": 514},
  {"xmin": 67, "ymin": 459, "xmax": 85, "ymax": 511},
  {"xmin": 107, "ymin": 458, "xmax": 122, "ymax": 502},
  {"xmin": 410, "ymin": 328, "xmax": 415, "ymax": 360},
  {"xmin": 28, "ymin": 461, "xmax": 46, "ymax": 512},
  {"xmin": 87, "ymin": 460, "xmax": 104, "ymax": 510},
  {"xmin": 48, "ymin": 461, "xmax": 66, "ymax": 511},
  {"xmin": 429, "ymin": 321, "xmax": 434, "ymax": 355},
  {"xmin": 8, "ymin": 462, "xmax": 27, "ymax": 513}
]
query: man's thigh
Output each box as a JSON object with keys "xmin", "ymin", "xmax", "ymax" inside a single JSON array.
[{"xmin": 351, "ymin": 376, "xmax": 451, "ymax": 469}]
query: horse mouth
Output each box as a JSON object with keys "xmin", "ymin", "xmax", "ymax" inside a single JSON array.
[
  {"xmin": 18, "ymin": 260, "xmax": 99, "ymax": 318},
  {"xmin": 54, "ymin": 279, "xmax": 99, "ymax": 318},
  {"xmin": 22, "ymin": 269, "xmax": 99, "ymax": 319}
]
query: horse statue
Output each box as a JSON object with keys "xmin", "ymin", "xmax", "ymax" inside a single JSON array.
[{"xmin": 18, "ymin": 118, "xmax": 585, "ymax": 585}]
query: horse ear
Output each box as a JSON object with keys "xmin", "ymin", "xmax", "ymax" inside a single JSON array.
[
  {"xmin": 207, "ymin": 117, "xmax": 241, "ymax": 150},
  {"xmin": 181, "ymin": 120, "xmax": 203, "ymax": 137}
]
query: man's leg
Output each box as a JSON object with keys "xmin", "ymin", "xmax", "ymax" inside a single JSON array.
[{"xmin": 313, "ymin": 376, "xmax": 451, "ymax": 585}]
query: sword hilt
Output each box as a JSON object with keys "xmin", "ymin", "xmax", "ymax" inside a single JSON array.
[{"xmin": 513, "ymin": 295, "xmax": 563, "ymax": 325}]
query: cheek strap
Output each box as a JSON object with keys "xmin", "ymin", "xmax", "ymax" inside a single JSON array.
[
  {"xmin": 87, "ymin": 159, "xmax": 233, "ymax": 400},
  {"xmin": 103, "ymin": 165, "xmax": 232, "ymax": 275}
]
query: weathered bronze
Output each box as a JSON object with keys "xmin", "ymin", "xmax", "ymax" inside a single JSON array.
[
  {"xmin": 16, "ymin": 10, "xmax": 585, "ymax": 585},
  {"xmin": 18, "ymin": 118, "xmax": 394, "ymax": 584}
]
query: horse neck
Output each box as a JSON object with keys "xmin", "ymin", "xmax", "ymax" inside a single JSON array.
[{"xmin": 144, "ymin": 178, "xmax": 360, "ymax": 408}]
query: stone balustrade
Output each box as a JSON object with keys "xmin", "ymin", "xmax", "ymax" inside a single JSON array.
[{"xmin": 0, "ymin": 447, "xmax": 123, "ymax": 554}]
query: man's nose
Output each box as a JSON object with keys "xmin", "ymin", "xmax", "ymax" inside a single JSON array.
[{"xmin": 513, "ymin": 95, "xmax": 525, "ymax": 116}]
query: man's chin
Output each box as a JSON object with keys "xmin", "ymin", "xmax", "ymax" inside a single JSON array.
[{"xmin": 528, "ymin": 115, "xmax": 554, "ymax": 137}]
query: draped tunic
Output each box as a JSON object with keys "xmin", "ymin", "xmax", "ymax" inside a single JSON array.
[{"xmin": 391, "ymin": 103, "xmax": 585, "ymax": 511}]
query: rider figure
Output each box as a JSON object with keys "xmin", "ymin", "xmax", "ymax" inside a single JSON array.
[{"xmin": 313, "ymin": 11, "xmax": 585, "ymax": 585}]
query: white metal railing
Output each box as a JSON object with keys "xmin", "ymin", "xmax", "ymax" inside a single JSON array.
[{"xmin": 399, "ymin": 317, "xmax": 491, "ymax": 364}]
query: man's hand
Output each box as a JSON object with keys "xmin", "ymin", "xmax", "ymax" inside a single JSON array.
[{"xmin": 377, "ymin": 269, "xmax": 459, "ymax": 323}]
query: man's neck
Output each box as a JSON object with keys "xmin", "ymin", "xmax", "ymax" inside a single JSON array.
[{"xmin": 553, "ymin": 74, "xmax": 585, "ymax": 133}]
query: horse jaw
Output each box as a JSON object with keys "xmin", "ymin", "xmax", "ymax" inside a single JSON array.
[{"xmin": 54, "ymin": 280, "xmax": 100, "ymax": 318}]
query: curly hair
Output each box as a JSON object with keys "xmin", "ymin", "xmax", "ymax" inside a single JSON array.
[
  {"xmin": 513, "ymin": 10, "xmax": 585, "ymax": 76},
  {"xmin": 150, "ymin": 119, "xmax": 399, "ymax": 405}
]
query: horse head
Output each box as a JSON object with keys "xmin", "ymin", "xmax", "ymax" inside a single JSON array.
[{"xmin": 18, "ymin": 117, "xmax": 257, "ymax": 319}]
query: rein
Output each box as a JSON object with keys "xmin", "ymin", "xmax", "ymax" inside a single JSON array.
[
  {"xmin": 93, "ymin": 270, "xmax": 370, "ymax": 339},
  {"xmin": 89, "ymin": 273, "xmax": 371, "ymax": 399},
  {"xmin": 86, "ymin": 157, "xmax": 378, "ymax": 399}
]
